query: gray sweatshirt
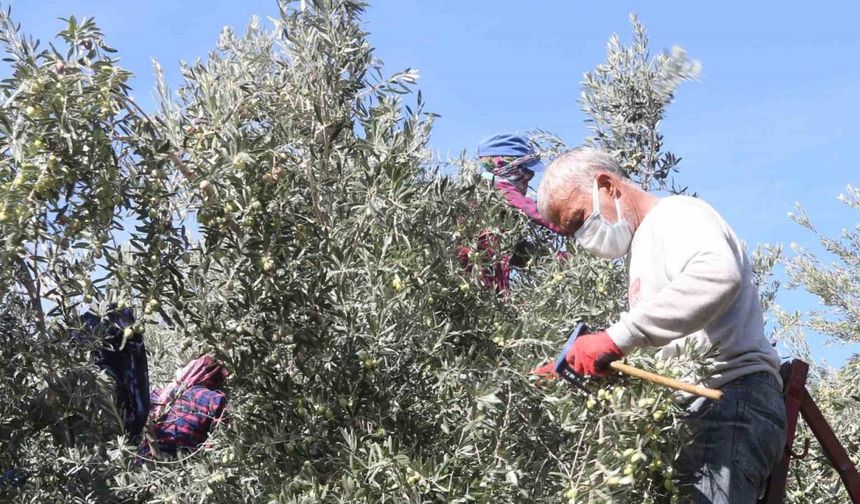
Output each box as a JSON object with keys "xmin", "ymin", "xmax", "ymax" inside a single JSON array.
[{"xmin": 606, "ymin": 195, "xmax": 782, "ymax": 390}]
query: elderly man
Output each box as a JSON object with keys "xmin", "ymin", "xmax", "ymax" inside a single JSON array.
[{"xmin": 534, "ymin": 147, "xmax": 787, "ymax": 503}]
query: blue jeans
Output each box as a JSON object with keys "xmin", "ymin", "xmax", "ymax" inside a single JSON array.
[{"xmin": 678, "ymin": 371, "xmax": 787, "ymax": 503}]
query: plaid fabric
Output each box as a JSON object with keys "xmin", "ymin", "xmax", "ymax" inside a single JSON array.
[
  {"xmin": 137, "ymin": 386, "xmax": 227, "ymax": 460},
  {"xmin": 153, "ymin": 355, "xmax": 228, "ymax": 414}
]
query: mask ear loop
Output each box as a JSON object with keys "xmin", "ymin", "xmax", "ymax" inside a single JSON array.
[
  {"xmin": 612, "ymin": 191, "xmax": 624, "ymax": 224},
  {"xmin": 595, "ymin": 178, "xmax": 624, "ymax": 224},
  {"xmin": 575, "ymin": 179, "xmax": 603, "ymax": 242}
]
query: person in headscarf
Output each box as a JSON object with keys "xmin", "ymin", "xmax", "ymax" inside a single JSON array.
[{"xmin": 456, "ymin": 133, "xmax": 567, "ymax": 293}]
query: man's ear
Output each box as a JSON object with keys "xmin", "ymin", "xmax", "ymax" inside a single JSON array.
[{"xmin": 595, "ymin": 172, "xmax": 618, "ymax": 197}]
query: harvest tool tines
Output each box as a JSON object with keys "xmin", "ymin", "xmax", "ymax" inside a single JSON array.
[{"xmin": 553, "ymin": 323, "xmax": 593, "ymax": 395}]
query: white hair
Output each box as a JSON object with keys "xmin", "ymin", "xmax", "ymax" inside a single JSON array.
[{"xmin": 537, "ymin": 147, "xmax": 627, "ymax": 219}]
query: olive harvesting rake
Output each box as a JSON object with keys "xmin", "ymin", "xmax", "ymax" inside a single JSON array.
[{"xmin": 554, "ymin": 323, "xmax": 723, "ymax": 400}]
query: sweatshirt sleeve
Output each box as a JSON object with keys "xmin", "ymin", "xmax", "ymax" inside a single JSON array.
[
  {"xmin": 493, "ymin": 179, "xmax": 566, "ymax": 234},
  {"xmin": 606, "ymin": 202, "xmax": 744, "ymax": 353}
]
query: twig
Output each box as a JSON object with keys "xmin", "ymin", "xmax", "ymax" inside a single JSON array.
[
  {"xmin": 493, "ymin": 384, "xmax": 513, "ymax": 460},
  {"xmin": 123, "ymin": 97, "xmax": 196, "ymax": 180},
  {"xmin": 572, "ymin": 443, "xmax": 593, "ymax": 500},
  {"xmin": 305, "ymin": 156, "xmax": 324, "ymax": 224},
  {"xmin": 569, "ymin": 423, "xmax": 590, "ymax": 476},
  {"xmin": 167, "ymin": 151, "xmax": 195, "ymax": 180},
  {"xmin": 16, "ymin": 256, "xmax": 46, "ymax": 336}
]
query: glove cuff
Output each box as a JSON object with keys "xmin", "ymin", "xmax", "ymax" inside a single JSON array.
[{"xmin": 606, "ymin": 322, "xmax": 638, "ymax": 355}]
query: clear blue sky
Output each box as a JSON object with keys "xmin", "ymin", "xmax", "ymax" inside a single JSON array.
[{"xmin": 11, "ymin": 1, "xmax": 860, "ymax": 366}]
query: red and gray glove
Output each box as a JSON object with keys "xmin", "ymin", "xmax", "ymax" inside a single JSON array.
[{"xmin": 566, "ymin": 330, "xmax": 624, "ymax": 377}]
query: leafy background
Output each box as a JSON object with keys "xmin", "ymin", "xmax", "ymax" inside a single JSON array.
[
  {"xmin": 0, "ymin": 1, "xmax": 858, "ymax": 503},
  {"xmin": 12, "ymin": 0, "xmax": 860, "ymax": 366}
]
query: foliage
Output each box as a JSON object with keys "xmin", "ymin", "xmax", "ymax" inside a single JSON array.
[
  {"xmin": 0, "ymin": 8, "xmax": 153, "ymax": 502},
  {"xmin": 0, "ymin": 2, "xmax": 816, "ymax": 504},
  {"xmin": 774, "ymin": 187, "xmax": 860, "ymax": 503},
  {"xmin": 786, "ymin": 186, "xmax": 860, "ymax": 344},
  {"xmin": 579, "ymin": 13, "xmax": 700, "ymax": 193}
]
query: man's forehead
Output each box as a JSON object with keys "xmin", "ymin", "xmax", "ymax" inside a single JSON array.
[
  {"xmin": 546, "ymin": 197, "xmax": 565, "ymax": 219},
  {"xmin": 558, "ymin": 186, "xmax": 589, "ymax": 208},
  {"xmin": 547, "ymin": 188, "xmax": 589, "ymax": 232}
]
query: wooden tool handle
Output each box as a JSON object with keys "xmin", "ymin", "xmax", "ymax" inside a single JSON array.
[{"xmin": 609, "ymin": 361, "xmax": 724, "ymax": 401}]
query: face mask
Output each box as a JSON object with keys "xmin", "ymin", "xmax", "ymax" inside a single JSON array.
[
  {"xmin": 480, "ymin": 156, "xmax": 534, "ymax": 194},
  {"xmin": 574, "ymin": 179, "xmax": 633, "ymax": 259}
]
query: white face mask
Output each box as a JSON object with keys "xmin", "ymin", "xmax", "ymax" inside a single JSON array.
[{"xmin": 574, "ymin": 179, "xmax": 633, "ymax": 259}]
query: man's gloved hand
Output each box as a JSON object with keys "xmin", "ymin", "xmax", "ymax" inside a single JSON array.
[
  {"xmin": 566, "ymin": 331, "xmax": 624, "ymax": 376},
  {"xmin": 529, "ymin": 359, "xmax": 558, "ymax": 382}
]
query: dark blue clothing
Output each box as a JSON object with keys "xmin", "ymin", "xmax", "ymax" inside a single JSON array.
[
  {"xmin": 678, "ymin": 371, "xmax": 787, "ymax": 503},
  {"xmin": 76, "ymin": 306, "xmax": 150, "ymax": 442},
  {"xmin": 0, "ymin": 469, "xmax": 28, "ymax": 488}
]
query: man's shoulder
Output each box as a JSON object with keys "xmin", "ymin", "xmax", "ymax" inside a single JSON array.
[
  {"xmin": 654, "ymin": 195, "xmax": 722, "ymax": 221},
  {"xmin": 659, "ymin": 194, "xmax": 710, "ymax": 208},
  {"xmin": 641, "ymin": 196, "xmax": 731, "ymax": 239}
]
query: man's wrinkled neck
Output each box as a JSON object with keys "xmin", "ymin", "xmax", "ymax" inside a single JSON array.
[{"xmin": 627, "ymin": 189, "xmax": 660, "ymax": 233}]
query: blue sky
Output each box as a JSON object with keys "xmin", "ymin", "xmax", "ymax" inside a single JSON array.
[{"xmin": 11, "ymin": 1, "xmax": 860, "ymax": 366}]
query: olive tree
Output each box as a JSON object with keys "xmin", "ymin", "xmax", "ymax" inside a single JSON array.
[
  {"xmin": 579, "ymin": 13, "xmax": 700, "ymax": 193},
  {"xmin": 0, "ymin": 7, "xmax": 173, "ymax": 501},
  {"xmin": 2, "ymin": 2, "xmax": 708, "ymax": 503},
  {"xmin": 770, "ymin": 187, "xmax": 860, "ymax": 503}
]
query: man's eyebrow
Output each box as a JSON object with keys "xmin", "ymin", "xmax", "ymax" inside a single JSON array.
[
  {"xmin": 573, "ymin": 209, "xmax": 589, "ymax": 230},
  {"xmin": 565, "ymin": 215, "xmax": 583, "ymax": 233}
]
